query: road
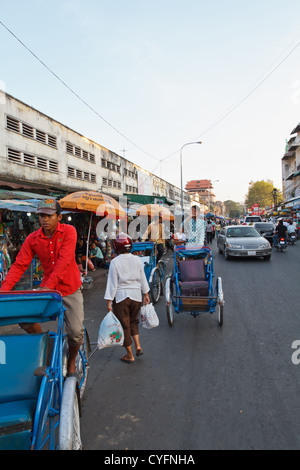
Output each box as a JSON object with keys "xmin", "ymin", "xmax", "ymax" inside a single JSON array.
[{"xmin": 80, "ymin": 239, "xmax": 300, "ymax": 450}]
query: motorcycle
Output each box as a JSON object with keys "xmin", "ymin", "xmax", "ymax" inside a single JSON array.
[
  {"xmin": 288, "ymin": 232, "xmax": 297, "ymax": 245},
  {"xmin": 276, "ymin": 237, "xmax": 287, "ymax": 252}
]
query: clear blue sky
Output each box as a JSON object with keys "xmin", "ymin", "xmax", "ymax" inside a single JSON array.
[{"xmin": 1, "ymin": 0, "xmax": 300, "ymax": 202}]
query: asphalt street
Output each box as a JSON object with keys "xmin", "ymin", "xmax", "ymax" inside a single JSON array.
[{"xmin": 80, "ymin": 239, "xmax": 300, "ymax": 450}]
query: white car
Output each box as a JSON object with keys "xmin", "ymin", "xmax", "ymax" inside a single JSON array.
[{"xmin": 243, "ymin": 215, "xmax": 262, "ymax": 225}]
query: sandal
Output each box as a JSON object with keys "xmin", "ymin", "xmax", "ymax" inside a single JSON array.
[
  {"xmin": 136, "ymin": 349, "xmax": 143, "ymax": 357},
  {"xmin": 120, "ymin": 355, "xmax": 134, "ymax": 364}
]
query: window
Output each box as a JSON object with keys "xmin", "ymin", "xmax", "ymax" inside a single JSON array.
[
  {"xmin": 66, "ymin": 141, "xmax": 96, "ymax": 164},
  {"xmin": 36, "ymin": 130, "xmax": 47, "ymax": 144},
  {"xmin": 7, "ymin": 147, "xmax": 59, "ymax": 173},
  {"xmin": 7, "ymin": 148, "xmax": 21, "ymax": 163},
  {"xmin": 47, "ymin": 135, "xmax": 57, "ymax": 148},
  {"xmin": 6, "ymin": 116, "xmax": 20, "ymax": 132},
  {"xmin": 66, "ymin": 142, "xmax": 74, "ymax": 154},
  {"xmin": 102, "ymin": 158, "xmax": 120, "ymax": 173},
  {"xmin": 67, "ymin": 166, "xmax": 96, "ymax": 183},
  {"xmin": 6, "ymin": 115, "xmax": 57, "ymax": 149},
  {"xmin": 22, "ymin": 123, "xmax": 34, "ymax": 139}
]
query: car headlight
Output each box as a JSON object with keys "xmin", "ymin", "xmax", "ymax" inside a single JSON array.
[
  {"xmin": 227, "ymin": 243, "xmax": 242, "ymax": 249},
  {"xmin": 260, "ymin": 243, "xmax": 270, "ymax": 248}
]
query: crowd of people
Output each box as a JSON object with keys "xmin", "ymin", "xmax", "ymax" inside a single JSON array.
[{"xmin": 1, "ymin": 198, "xmax": 299, "ymax": 368}]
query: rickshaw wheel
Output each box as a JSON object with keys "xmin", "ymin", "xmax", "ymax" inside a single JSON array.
[
  {"xmin": 58, "ymin": 377, "xmax": 82, "ymax": 450},
  {"xmin": 217, "ymin": 303, "xmax": 224, "ymax": 326},
  {"xmin": 166, "ymin": 302, "xmax": 174, "ymax": 326},
  {"xmin": 76, "ymin": 328, "xmax": 91, "ymax": 398},
  {"xmin": 63, "ymin": 327, "xmax": 91, "ymax": 399},
  {"xmin": 150, "ymin": 267, "xmax": 161, "ymax": 304}
]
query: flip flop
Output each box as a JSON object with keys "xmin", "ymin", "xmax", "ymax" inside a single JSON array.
[
  {"xmin": 120, "ymin": 355, "xmax": 134, "ymax": 364},
  {"xmin": 136, "ymin": 349, "xmax": 143, "ymax": 357}
]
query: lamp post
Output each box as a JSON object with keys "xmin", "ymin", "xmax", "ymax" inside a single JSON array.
[{"xmin": 180, "ymin": 141, "xmax": 202, "ymax": 216}]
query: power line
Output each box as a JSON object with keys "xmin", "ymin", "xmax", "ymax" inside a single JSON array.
[
  {"xmin": 0, "ymin": 19, "xmax": 161, "ymax": 163},
  {"xmin": 1, "ymin": 18, "xmax": 299, "ymax": 176},
  {"xmin": 159, "ymin": 37, "xmax": 300, "ymax": 164}
]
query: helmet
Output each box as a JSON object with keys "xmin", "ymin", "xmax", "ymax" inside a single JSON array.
[{"xmin": 113, "ymin": 233, "xmax": 132, "ymax": 254}]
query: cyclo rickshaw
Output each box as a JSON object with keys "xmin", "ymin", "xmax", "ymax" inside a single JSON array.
[
  {"xmin": 164, "ymin": 245, "xmax": 224, "ymax": 326},
  {"xmin": 131, "ymin": 242, "xmax": 165, "ymax": 304},
  {"xmin": 0, "ymin": 290, "xmax": 90, "ymax": 450}
]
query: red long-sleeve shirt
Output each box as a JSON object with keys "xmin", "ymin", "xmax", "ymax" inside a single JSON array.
[{"xmin": 1, "ymin": 223, "xmax": 82, "ymax": 296}]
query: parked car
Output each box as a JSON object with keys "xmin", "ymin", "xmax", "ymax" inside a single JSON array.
[
  {"xmin": 254, "ymin": 222, "xmax": 276, "ymax": 245},
  {"xmin": 217, "ymin": 225, "xmax": 272, "ymax": 260},
  {"xmin": 243, "ymin": 215, "xmax": 262, "ymax": 225}
]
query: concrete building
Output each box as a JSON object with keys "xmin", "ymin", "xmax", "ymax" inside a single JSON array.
[
  {"xmin": 185, "ymin": 179, "xmax": 216, "ymax": 210},
  {"xmin": 282, "ymin": 122, "xmax": 300, "ymax": 209},
  {"xmin": 0, "ymin": 91, "xmax": 189, "ymax": 209}
]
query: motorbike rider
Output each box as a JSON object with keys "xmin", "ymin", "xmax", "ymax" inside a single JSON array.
[
  {"xmin": 273, "ymin": 219, "xmax": 287, "ymax": 247},
  {"xmin": 287, "ymin": 220, "xmax": 297, "ymax": 242}
]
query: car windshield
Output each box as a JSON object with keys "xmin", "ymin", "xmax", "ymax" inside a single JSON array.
[
  {"xmin": 245, "ymin": 217, "xmax": 261, "ymax": 222},
  {"xmin": 226, "ymin": 227, "xmax": 260, "ymax": 238},
  {"xmin": 254, "ymin": 223, "xmax": 274, "ymax": 231}
]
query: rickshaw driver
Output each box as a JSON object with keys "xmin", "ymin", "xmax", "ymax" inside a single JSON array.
[
  {"xmin": 0, "ymin": 199, "xmax": 85, "ymax": 375},
  {"xmin": 142, "ymin": 212, "xmax": 165, "ymax": 263}
]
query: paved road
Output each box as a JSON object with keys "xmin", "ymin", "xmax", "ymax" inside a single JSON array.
[{"xmin": 80, "ymin": 240, "xmax": 300, "ymax": 450}]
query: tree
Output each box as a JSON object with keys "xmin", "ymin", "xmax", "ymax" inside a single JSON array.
[
  {"xmin": 245, "ymin": 181, "xmax": 282, "ymax": 210},
  {"xmin": 224, "ymin": 200, "xmax": 243, "ymax": 218}
]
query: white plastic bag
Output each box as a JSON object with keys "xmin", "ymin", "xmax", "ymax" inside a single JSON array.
[
  {"xmin": 140, "ymin": 303, "xmax": 159, "ymax": 329},
  {"xmin": 97, "ymin": 311, "xmax": 124, "ymax": 349}
]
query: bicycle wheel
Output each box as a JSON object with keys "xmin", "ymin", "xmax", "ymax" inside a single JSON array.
[
  {"xmin": 76, "ymin": 328, "xmax": 91, "ymax": 398},
  {"xmin": 157, "ymin": 260, "xmax": 166, "ymax": 295},
  {"xmin": 150, "ymin": 267, "xmax": 161, "ymax": 304},
  {"xmin": 62, "ymin": 327, "xmax": 91, "ymax": 398}
]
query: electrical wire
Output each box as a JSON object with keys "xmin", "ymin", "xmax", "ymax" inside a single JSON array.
[
  {"xmin": 0, "ymin": 19, "xmax": 161, "ymax": 163},
  {"xmin": 1, "ymin": 18, "xmax": 299, "ymax": 176}
]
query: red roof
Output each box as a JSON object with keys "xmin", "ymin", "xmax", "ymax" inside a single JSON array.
[{"xmin": 185, "ymin": 180, "xmax": 212, "ymax": 191}]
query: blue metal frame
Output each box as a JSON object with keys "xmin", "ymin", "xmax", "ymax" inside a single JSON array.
[
  {"xmin": 171, "ymin": 245, "xmax": 218, "ymax": 316},
  {"xmin": 0, "ymin": 290, "xmax": 87, "ymax": 450}
]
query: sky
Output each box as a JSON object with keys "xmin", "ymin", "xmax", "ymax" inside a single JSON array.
[{"xmin": 0, "ymin": 0, "xmax": 300, "ymax": 203}]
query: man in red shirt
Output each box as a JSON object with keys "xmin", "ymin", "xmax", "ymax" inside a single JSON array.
[{"xmin": 0, "ymin": 199, "xmax": 84, "ymax": 375}]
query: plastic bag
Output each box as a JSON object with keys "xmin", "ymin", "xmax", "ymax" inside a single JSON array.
[
  {"xmin": 97, "ymin": 311, "xmax": 124, "ymax": 349},
  {"xmin": 140, "ymin": 303, "xmax": 159, "ymax": 329}
]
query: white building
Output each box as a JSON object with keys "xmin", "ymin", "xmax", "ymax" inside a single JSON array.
[{"xmin": 0, "ymin": 91, "xmax": 189, "ymax": 208}]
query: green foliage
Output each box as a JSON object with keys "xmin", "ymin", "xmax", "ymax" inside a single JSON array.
[
  {"xmin": 223, "ymin": 200, "xmax": 244, "ymax": 218},
  {"xmin": 245, "ymin": 181, "xmax": 282, "ymax": 209}
]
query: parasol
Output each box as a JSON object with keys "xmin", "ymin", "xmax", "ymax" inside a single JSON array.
[
  {"xmin": 136, "ymin": 204, "xmax": 174, "ymax": 221},
  {"xmin": 59, "ymin": 191, "xmax": 126, "ymax": 275}
]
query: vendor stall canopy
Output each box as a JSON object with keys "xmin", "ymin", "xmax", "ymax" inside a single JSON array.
[{"xmin": 59, "ymin": 191, "xmax": 126, "ymax": 219}]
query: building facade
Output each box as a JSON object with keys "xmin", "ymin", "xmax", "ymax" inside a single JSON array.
[
  {"xmin": 282, "ymin": 122, "xmax": 300, "ymax": 209},
  {"xmin": 0, "ymin": 91, "xmax": 189, "ymax": 209}
]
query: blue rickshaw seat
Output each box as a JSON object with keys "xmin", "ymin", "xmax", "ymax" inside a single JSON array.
[{"xmin": 0, "ymin": 333, "xmax": 49, "ymax": 450}]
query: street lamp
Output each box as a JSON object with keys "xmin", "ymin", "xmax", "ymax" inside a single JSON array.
[{"xmin": 180, "ymin": 141, "xmax": 202, "ymax": 215}]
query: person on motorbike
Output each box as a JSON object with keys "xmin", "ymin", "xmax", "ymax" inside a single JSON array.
[
  {"xmin": 273, "ymin": 219, "xmax": 287, "ymax": 247},
  {"xmin": 287, "ymin": 221, "xmax": 297, "ymax": 243}
]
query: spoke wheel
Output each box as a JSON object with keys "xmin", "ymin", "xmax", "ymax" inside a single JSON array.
[{"xmin": 150, "ymin": 267, "xmax": 161, "ymax": 304}]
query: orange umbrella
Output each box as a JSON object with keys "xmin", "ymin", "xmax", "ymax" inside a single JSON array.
[
  {"xmin": 136, "ymin": 204, "xmax": 174, "ymax": 221},
  {"xmin": 59, "ymin": 191, "xmax": 126, "ymax": 219},
  {"xmin": 59, "ymin": 191, "xmax": 126, "ymax": 275}
]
